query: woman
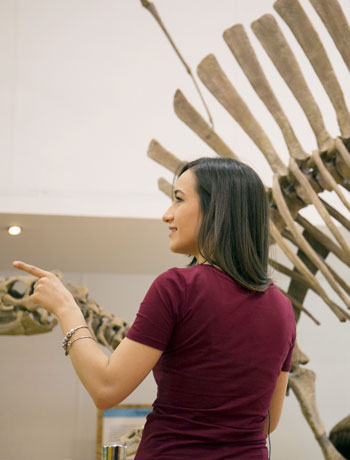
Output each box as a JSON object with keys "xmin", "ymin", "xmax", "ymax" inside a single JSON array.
[{"xmin": 14, "ymin": 157, "xmax": 296, "ymax": 460}]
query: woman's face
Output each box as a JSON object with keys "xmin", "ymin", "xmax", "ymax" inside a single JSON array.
[{"xmin": 162, "ymin": 169, "xmax": 204, "ymax": 261}]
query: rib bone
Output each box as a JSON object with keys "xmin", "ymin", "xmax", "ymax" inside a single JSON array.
[
  {"xmin": 158, "ymin": 177, "xmax": 172, "ymax": 198},
  {"xmin": 223, "ymin": 23, "xmax": 308, "ymax": 161},
  {"xmin": 295, "ymin": 213, "xmax": 350, "ymax": 265},
  {"xmin": 269, "ymin": 258, "xmax": 317, "ymax": 293},
  {"xmin": 147, "ymin": 139, "xmax": 183, "ymax": 173},
  {"xmin": 274, "ymin": 0, "xmax": 350, "ymax": 138},
  {"xmin": 197, "ymin": 54, "xmax": 288, "ymax": 176},
  {"xmin": 173, "ymin": 90, "xmax": 238, "ymax": 160},
  {"xmin": 310, "ymin": 0, "xmax": 350, "ymax": 72},
  {"xmin": 320, "ymin": 197, "xmax": 350, "ymax": 231},
  {"xmin": 251, "ymin": 14, "xmax": 333, "ymax": 152}
]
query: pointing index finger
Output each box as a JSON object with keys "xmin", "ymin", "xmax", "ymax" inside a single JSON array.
[{"xmin": 12, "ymin": 261, "xmax": 51, "ymax": 278}]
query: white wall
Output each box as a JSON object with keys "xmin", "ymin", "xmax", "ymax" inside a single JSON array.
[{"xmin": 0, "ymin": 0, "xmax": 349, "ymax": 222}]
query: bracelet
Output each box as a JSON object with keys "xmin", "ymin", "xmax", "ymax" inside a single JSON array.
[
  {"xmin": 62, "ymin": 325, "xmax": 89, "ymax": 355},
  {"xmin": 64, "ymin": 336, "xmax": 96, "ymax": 356}
]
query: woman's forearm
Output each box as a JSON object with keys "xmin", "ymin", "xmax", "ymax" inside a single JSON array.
[{"xmin": 57, "ymin": 301, "xmax": 111, "ymax": 408}]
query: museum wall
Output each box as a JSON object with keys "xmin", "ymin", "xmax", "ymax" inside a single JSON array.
[
  {"xmin": 1, "ymin": 244, "xmax": 349, "ymax": 460},
  {"xmin": 0, "ymin": 0, "xmax": 349, "ymax": 223},
  {"xmin": 0, "ymin": 0, "xmax": 349, "ymax": 459}
]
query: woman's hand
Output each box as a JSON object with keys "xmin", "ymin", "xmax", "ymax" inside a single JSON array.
[{"xmin": 12, "ymin": 261, "xmax": 77, "ymax": 317}]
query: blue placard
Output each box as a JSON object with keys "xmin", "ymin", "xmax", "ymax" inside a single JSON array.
[{"xmin": 104, "ymin": 408, "xmax": 152, "ymax": 418}]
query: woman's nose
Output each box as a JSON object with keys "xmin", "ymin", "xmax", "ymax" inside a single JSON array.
[{"xmin": 162, "ymin": 206, "xmax": 174, "ymax": 223}]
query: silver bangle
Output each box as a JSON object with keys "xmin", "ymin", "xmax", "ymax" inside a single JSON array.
[
  {"xmin": 65, "ymin": 336, "xmax": 96, "ymax": 356},
  {"xmin": 62, "ymin": 325, "xmax": 89, "ymax": 355}
]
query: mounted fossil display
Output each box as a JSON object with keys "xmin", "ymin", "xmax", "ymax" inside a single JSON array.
[
  {"xmin": 1, "ymin": 0, "xmax": 349, "ymax": 458},
  {"xmin": 141, "ymin": 0, "xmax": 350, "ymax": 458}
]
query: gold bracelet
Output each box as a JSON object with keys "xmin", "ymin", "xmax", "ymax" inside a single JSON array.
[{"xmin": 65, "ymin": 336, "xmax": 96, "ymax": 356}]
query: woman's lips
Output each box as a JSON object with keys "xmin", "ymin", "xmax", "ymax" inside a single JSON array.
[{"xmin": 168, "ymin": 227, "xmax": 177, "ymax": 237}]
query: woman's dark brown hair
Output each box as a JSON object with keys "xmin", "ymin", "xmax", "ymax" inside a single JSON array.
[{"xmin": 177, "ymin": 157, "xmax": 271, "ymax": 292}]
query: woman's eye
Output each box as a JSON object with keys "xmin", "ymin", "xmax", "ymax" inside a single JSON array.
[{"xmin": 174, "ymin": 196, "xmax": 183, "ymax": 203}]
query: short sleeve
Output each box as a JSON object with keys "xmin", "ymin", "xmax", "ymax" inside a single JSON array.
[
  {"xmin": 127, "ymin": 269, "xmax": 186, "ymax": 351},
  {"xmin": 281, "ymin": 310, "xmax": 296, "ymax": 372}
]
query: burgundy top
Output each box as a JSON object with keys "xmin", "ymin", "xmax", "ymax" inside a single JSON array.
[{"xmin": 127, "ymin": 265, "xmax": 296, "ymax": 460}]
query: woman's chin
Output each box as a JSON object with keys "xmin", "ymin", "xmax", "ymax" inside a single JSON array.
[
  {"xmin": 168, "ymin": 242, "xmax": 184, "ymax": 255},
  {"xmin": 169, "ymin": 243, "xmax": 179, "ymax": 254}
]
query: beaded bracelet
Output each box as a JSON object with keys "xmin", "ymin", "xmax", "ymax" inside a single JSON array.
[
  {"xmin": 62, "ymin": 325, "xmax": 95, "ymax": 356},
  {"xmin": 65, "ymin": 336, "xmax": 96, "ymax": 356}
]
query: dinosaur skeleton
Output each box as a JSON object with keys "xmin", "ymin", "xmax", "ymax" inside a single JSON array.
[
  {"xmin": 1, "ymin": 0, "xmax": 349, "ymax": 458},
  {"xmin": 0, "ymin": 274, "xmax": 129, "ymax": 351},
  {"xmin": 141, "ymin": 0, "xmax": 350, "ymax": 458}
]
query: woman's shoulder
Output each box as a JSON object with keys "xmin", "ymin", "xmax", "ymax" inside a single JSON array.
[
  {"xmin": 265, "ymin": 283, "xmax": 296, "ymax": 324},
  {"xmin": 154, "ymin": 264, "xmax": 215, "ymax": 287},
  {"xmin": 151, "ymin": 266, "xmax": 191, "ymax": 291},
  {"xmin": 155, "ymin": 265, "xmax": 198, "ymax": 284},
  {"xmin": 160, "ymin": 264, "xmax": 223, "ymax": 279},
  {"xmin": 266, "ymin": 282, "xmax": 293, "ymax": 305}
]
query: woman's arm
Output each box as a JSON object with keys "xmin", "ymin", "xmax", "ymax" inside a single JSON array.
[
  {"xmin": 13, "ymin": 261, "xmax": 162, "ymax": 409},
  {"xmin": 58, "ymin": 305, "xmax": 162, "ymax": 409},
  {"xmin": 264, "ymin": 370, "xmax": 289, "ymax": 434}
]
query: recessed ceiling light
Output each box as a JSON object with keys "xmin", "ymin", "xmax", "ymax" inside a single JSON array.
[{"xmin": 8, "ymin": 226, "xmax": 22, "ymax": 236}]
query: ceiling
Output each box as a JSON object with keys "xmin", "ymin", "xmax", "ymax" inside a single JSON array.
[{"xmin": 0, "ymin": 213, "xmax": 187, "ymax": 275}]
